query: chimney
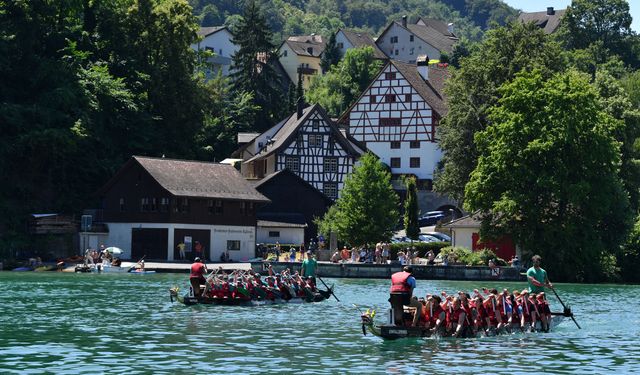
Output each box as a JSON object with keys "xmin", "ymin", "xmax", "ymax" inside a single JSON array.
[
  {"xmin": 402, "ymin": 15, "xmax": 407, "ymax": 28},
  {"xmin": 447, "ymin": 22, "xmax": 454, "ymax": 35},
  {"xmin": 416, "ymin": 55, "xmax": 429, "ymax": 81},
  {"xmin": 310, "ymin": 33, "xmax": 316, "ymax": 41},
  {"xmin": 547, "ymin": 7, "xmax": 555, "ymax": 15},
  {"xmin": 297, "ymin": 96, "xmax": 304, "ymax": 119}
]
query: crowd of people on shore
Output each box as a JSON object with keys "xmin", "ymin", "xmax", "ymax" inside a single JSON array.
[{"xmin": 330, "ymin": 242, "xmax": 392, "ymax": 264}]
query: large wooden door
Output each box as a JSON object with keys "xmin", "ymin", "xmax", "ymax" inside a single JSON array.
[{"xmin": 131, "ymin": 228, "xmax": 168, "ymax": 260}]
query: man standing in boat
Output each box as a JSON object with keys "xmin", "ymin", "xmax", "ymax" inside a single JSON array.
[
  {"xmin": 301, "ymin": 251, "xmax": 317, "ymax": 284},
  {"xmin": 389, "ymin": 266, "xmax": 421, "ymax": 326},
  {"xmin": 190, "ymin": 257, "xmax": 208, "ymax": 297},
  {"xmin": 527, "ymin": 255, "xmax": 553, "ymax": 294}
]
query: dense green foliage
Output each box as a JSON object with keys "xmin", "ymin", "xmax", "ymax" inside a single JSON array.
[
  {"xmin": 403, "ymin": 177, "xmax": 420, "ymax": 241},
  {"xmin": 315, "ymin": 152, "xmax": 399, "ymax": 245},
  {"xmin": 306, "ymin": 46, "xmax": 382, "ymax": 117},
  {"xmin": 438, "ymin": 246, "xmax": 506, "ymax": 266},
  {"xmin": 464, "ymin": 69, "xmax": 632, "ymax": 282},
  {"xmin": 320, "ymin": 32, "xmax": 341, "ymax": 73},
  {"xmin": 189, "ymin": 0, "xmax": 519, "ymax": 42}
]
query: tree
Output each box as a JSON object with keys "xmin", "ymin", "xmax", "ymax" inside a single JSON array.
[
  {"xmin": 403, "ymin": 176, "xmax": 420, "ymax": 241},
  {"xmin": 306, "ymin": 46, "xmax": 382, "ymax": 117},
  {"xmin": 296, "ymin": 72, "xmax": 304, "ymax": 103},
  {"xmin": 435, "ymin": 22, "xmax": 565, "ymax": 202},
  {"xmin": 230, "ymin": 0, "xmax": 284, "ymax": 130},
  {"xmin": 320, "ymin": 32, "xmax": 341, "ymax": 73},
  {"xmin": 316, "ymin": 152, "xmax": 399, "ymax": 245},
  {"xmin": 464, "ymin": 69, "xmax": 632, "ymax": 282}
]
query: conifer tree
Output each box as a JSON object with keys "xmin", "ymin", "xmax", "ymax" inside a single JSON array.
[
  {"xmin": 296, "ymin": 72, "xmax": 304, "ymax": 103},
  {"xmin": 320, "ymin": 32, "xmax": 341, "ymax": 73},
  {"xmin": 404, "ymin": 176, "xmax": 420, "ymax": 241},
  {"xmin": 230, "ymin": 0, "xmax": 284, "ymax": 130}
]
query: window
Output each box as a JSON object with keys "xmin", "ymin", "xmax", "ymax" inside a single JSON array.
[
  {"xmin": 178, "ymin": 198, "xmax": 189, "ymax": 213},
  {"xmin": 296, "ymin": 134, "xmax": 303, "ymax": 148},
  {"xmin": 324, "ymin": 157, "xmax": 338, "ymax": 173},
  {"xmin": 380, "ymin": 118, "xmax": 401, "ymax": 126},
  {"xmin": 390, "ymin": 141, "xmax": 401, "ymax": 149},
  {"xmin": 385, "ymin": 72, "xmax": 396, "ymax": 80},
  {"xmin": 390, "ymin": 158, "xmax": 401, "ymax": 168},
  {"xmin": 410, "ymin": 35, "xmax": 414, "ymax": 42},
  {"xmin": 323, "ymin": 183, "xmax": 338, "ymax": 199},
  {"xmin": 149, "ymin": 198, "xmax": 157, "ymax": 212},
  {"xmin": 410, "ymin": 157, "xmax": 421, "ymax": 168},
  {"xmin": 337, "ymin": 42, "xmax": 344, "ymax": 49},
  {"xmin": 385, "ymin": 94, "xmax": 396, "ymax": 103},
  {"xmin": 285, "ymin": 156, "xmax": 299, "ymax": 172},
  {"xmin": 140, "ymin": 198, "xmax": 149, "ymax": 212},
  {"xmin": 370, "ymin": 95, "xmax": 377, "ymax": 103},
  {"xmin": 227, "ymin": 240, "xmax": 241, "ymax": 251},
  {"xmin": 208, "ymin": 200, "xmax": 223, "ymax": 215},
  {"xmin": 307, "ymin": 47, "xmax": 313, "ymax": 54},
  {"xmin": 390, "ymin": 36, "xmax": 398, "ymax": 44},
  {"xmin": 395, "ymin": 49, "xmax": 399, "ymax": 56},
  {"xmin": 312, "ymin": 119, "xmax": 320, "ymax": 130},
  {"xmin": 309, "ymin": 134, "xmax": 323, "ymax": 148},
  {"xmin": 409, "ymin": 47, "xmax": 415, "ymax": 55},
  {"xmin": 160, "ymin": 198, "xmax": 169, "ymax": 212},
  {"xmin": 283, "ymin": 50, "xmax": 288, "ymax": 57},
  {"xmin": 240, "ymin": 201, "xmax": 246, "ymax": 215},
  {"xmin": 119, "ymin": 198, "xmax": 125, "ymax": 212},
  {"xmin": 405, "ymin": 94, "xmax": 412, "ymax": 102},
  {"xmin": 269, "ymin": 231, "xmax": 280, "ymax": 238},
  {"xmin": 219, "ymin": 49, "xmax": 223, "ymax": 56},
  {"xmin": 410, "ymin": 140, "xmax": 420, "ymax": 148}
]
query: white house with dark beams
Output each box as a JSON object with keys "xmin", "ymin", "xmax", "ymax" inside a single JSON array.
[
  {"xmin": 238, "ymin": 102, "xmax": 364, "ymax": 199},
  {"xmin": 339, "ymin": 56, "xmax": 449, "ymax": 185}
]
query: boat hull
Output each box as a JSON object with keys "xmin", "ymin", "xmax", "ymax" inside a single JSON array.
[{"xmin": 171, "ymin": 288, "xmax": 332, "ymax": 306}]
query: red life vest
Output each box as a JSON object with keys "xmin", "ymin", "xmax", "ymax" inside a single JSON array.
[
  {"xmin": 390, "ymin": 271, "xmax": 412, "ymax": 293},
  {"xmin": 429, "ymin": 305, "xmax": 445, "ymax": 326},
  {"xmin": 190, "ymin": 263, "xmax": 205, "ymax": 278},
  {"xmin": 449, "ymin": 307, "xmax": 468, "ymax": 327}
]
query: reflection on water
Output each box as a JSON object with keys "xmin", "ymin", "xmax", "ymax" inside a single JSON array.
[{"xmin": 0, "ymin": 273, "xmax": 639, "ymax": 374}]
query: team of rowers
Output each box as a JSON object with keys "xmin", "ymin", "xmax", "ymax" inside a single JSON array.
[
  {"xmin": 406, "ymin": 287, "xmax": 552, "ymax": 337},
  {"xmin": 190, "ymin": 259, "xmax": 320, "ymax": 302}
]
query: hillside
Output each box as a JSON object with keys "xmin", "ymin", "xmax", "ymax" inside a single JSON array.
[{"xmin": 189, "ymin": 0, "xmax": 519, "ymax": 42}]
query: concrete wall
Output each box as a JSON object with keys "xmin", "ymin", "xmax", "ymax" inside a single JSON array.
[
  {"xmin": 451, "ymin": 227, "xmax": 475, "ymax": 250},
  {"xmin": 377, "ymin": 23, "xmax": 441, "ymax": 63},
  {"xmin": 251, "ymin": 262, "xmax": 523, "ymax": 281}
]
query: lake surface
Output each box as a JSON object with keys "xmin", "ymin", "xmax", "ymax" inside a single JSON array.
[{"xmin": 0, "ymin": 271, "xmax": 638, "ymax": 374}]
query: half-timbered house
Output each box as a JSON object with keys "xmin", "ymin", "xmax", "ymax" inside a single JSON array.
[
  {"xmin": 238, "ymin": 102, "xmax": 364, "ymax": 200},
  {"xmin": 95, "ymin": 156, "xmax": 269, "ymax": 261},
  {"xmin": 340, "ymin": 56, "xmax": 448, "ymax": 187}
]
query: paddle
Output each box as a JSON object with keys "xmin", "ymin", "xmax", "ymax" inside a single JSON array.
[
  {"xmin": 550, "ymin": 286, "xmax": 581, "ymax": 329},
  {"xmin": 318, "ymin": 276, "xmax": 340, "ymax": 302}
]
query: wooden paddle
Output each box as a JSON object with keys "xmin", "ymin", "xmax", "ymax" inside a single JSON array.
[
  {"xmin": 128, "ymin": 255, "xmax": 146, "ymax": 272},
  {"xmin": 550, "ymin": 286, "xmax": 581, "ymax": 329},
  {"xmin": 318, "ymin": 276, "xmax": 340, "ymax": 302}
]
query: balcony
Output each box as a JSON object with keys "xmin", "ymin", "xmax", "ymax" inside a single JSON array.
[{"xmin": 297, "ymin": 66, "xmax": 317, "ymax": 75}]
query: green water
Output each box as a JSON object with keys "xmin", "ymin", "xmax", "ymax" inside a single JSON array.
[{"xmin": 0, "ymin": 272, "xmax": 638, "ymax": 374}]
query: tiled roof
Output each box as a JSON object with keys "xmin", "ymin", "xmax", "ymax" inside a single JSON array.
[
  {"xmin": 257, "ymin": 220, "xmax": 307, "ymax": 228},
  {"xmin": 339, "ymin": 29, "xmax": 387, "ymax": 59},
  {"xmin": 441, "ymin": 214, "xmax": 481, "ymax": 228},
  {"xmin": 133, "ymin": 156, "xmax": 269, "ymax": 202},
  {"xmin": 391, "ymin": 60, "xmax": 449, "ymax": 117},
  {"xmin": 416, "ymin": 18, "xmax": 456, "ymax": 37},
  {"xmin": 518, "ymin": 8, "xmax": 566, "ymax": 34},
  {"xmin": 197, "ymin": 26, "xmax": 227, "ymax": 38},
  {"xmin": 406, "ymin": 23, "xmax": 458, "ymax": 54},
  {"xmin": 284, "ymin": 35, "xmax": 326, "ymax": 57},
  {"xmin": 244, "ymin": 104, "xmax": 362, "ymax": 163}
]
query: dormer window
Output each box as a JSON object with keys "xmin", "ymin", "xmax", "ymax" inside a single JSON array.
[
  {"xmin": 410, "ymin": 35, "xmax": 414, "ymax": 42},
  {"xmin": 307, "ymin": 47, "xmax": 313, "ymax": 54}
]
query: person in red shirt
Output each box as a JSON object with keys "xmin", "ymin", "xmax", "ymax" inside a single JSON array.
[{"xmin": 189, "ymin": 257, "xmax": 208, "ymax": 297}]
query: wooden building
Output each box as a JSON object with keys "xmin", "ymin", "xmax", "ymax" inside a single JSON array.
[
  {"xmin": 96, "ymin": 156, "xmax": 269, "ymax": 261},
  {"xmin": 238, "ymin": 102, "xmax": 364, "ymax": 200},
  {"xmin": 340, "ymin": 57, "xmax": 449, "ymax": 187},
  {"xmin": 252, "ymin": 169, "xmax": 333, "ymax": 243}
]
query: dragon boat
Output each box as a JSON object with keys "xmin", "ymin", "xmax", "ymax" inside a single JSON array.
[
  {"xmin": 359, "ymin": 307, "xmax": 575, "ymax": 340},
  {"xmin": 169, "ymin": 286, "xmax": 332, "ymax": 306}
]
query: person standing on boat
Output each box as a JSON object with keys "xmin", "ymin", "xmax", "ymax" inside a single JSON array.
[
  {"xmin": 190, "ymin": 257, "xmax": 208, "ymax": 297},
  {"xmin": 301, "ymin": 251, "xmax": 317, "ymax": 284},
  {"xmin": 527, "ymin": 255, "xmax": 553, "ymax": 294},
  {"xmin": 389, "ymin": 266, "xmax": 421, "ymax": 326}
]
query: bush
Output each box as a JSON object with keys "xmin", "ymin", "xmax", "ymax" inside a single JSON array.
[{"xmin": 436, "ymin": 247, "xmax": 507, "ymax": 266}]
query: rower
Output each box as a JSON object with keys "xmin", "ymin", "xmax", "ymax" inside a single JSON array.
[{"xmin": 189, "ymin": 257, "xmax": 208, "ymax": 297}]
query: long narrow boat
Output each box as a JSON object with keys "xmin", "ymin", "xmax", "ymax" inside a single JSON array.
[
  {"xmin": 169, "ymin": 287, "xmax": 333, "ymax": 306},
  {"xmin": 360, "ymin": 308, "xmax": 575, "ymax": 340}
]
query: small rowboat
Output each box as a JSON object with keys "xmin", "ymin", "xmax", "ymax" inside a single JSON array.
[
  {"xmin": 360, "ymin": 308, "xmax": 575, "ymax": 340},
  {"xmin": 169, "ymin": 287, "xmax": 332, "ymax": 306}
]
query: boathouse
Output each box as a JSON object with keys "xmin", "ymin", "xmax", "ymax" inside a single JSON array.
[{"xmin": 95, "ymin": 156, "xmax": 269, "ymax": 262}]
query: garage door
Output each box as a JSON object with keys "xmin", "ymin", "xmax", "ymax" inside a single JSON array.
[{"xmin": 131, "ymin": 228, "xmax": 168, "ymax": 260}]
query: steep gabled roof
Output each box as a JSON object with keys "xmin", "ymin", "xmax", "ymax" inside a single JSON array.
[
  {"xmin": 252, "ymin": 169, "xmax": 333, "ymax": 205},
  {"xmin": 518, "ymin": 8, "xmax": 566, "ymax": 34},
  {"xmin": 282, "ymin": 35, "xmax": 326, "ymax": 57},
  {"xmin": 391, "ymin": 59, "xmax": 449, "ymax": 117},
  {"xmin": 338, "ymin": 29, "xmax": 387, "ymax": 59},
  {"xmin": 441, "ymin": 213, "xmax": 481, "ymax": 229},
  {"xmin": 197, "ymin": 26, "xmax": 228, "ymax": 38},
  {"xmin": 99, "ymin": 156, "xmax": 269, "ymax": 202},
  {"xmin": 415, "ymin": 17, "xmax": 457, "ymax": 37},
  {"xmin": 406, "ymin": 23, "xmax": 458, "ymax": 54},
  {"xmin": 245, "ymin": 104, "xmax": 362, "ymax": 163}
]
